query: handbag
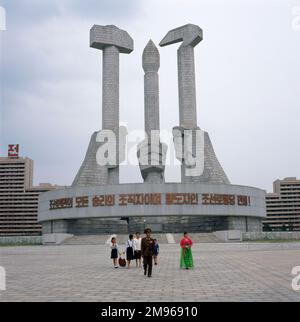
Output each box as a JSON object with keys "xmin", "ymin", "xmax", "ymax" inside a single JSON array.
[{"xmin": 118, "ymin": 255, "xmax": 126, "ymax": 267}]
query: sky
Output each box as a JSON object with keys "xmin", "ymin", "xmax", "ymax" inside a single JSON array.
[{"xmin": 0, "ymin": 0, "xmax": 299, "ymax": 192}]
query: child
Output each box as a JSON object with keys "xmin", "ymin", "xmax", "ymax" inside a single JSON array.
[
  {"xmin": 125, "ymin": 234, "xmax": 135, "ymax": 269},
  {"xmin": 133, "ymin": 232, "xmax": 142, "ymax": 268},
  {"xmin": 110, "ymin": 237, "xmax": 121, "ymax": 269},
  {"xmin": 153, "ymin": 239, "xmax": 159, "ymax": 265}
]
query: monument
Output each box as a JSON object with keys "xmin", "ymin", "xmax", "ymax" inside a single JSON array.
[
  {"xmin": 137, "ymin": 39, "xmax": 167, "ymax": 184},
  {"xmin": 73, "ymin": 25, "xmax": 134, "ymax": 186},
  {"xmin": 38, "ymin": 23, "xmax": 266, "ymax": 235},
  {"xmin": 160, "ymin": 25, "xmax": 229, "ymax": 184}
]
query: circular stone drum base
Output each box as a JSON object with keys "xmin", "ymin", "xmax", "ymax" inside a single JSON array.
[{"xmin": 39, "ymin": 182, "xmax": 266, "ymax": 235}]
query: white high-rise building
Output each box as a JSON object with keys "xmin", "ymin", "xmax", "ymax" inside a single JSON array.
[
  {"xmin": 264, "ymin": 177, "xmax": 300, "ymax": 231},
  {"xmin": 0, "ymin": 146, "xmax": 60, "ymax": 236}
]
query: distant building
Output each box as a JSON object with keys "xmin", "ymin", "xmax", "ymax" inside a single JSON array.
[
  {"xmin": 0, "ymin": 147, "xmax": 61, "ymax": 236},
  {"xmin": 264, "ymin": 177, "xmax": 300, "ymax": 231}
]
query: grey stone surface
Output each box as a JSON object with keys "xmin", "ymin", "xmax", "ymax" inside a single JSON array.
[
  {"xmin": 73, "ymin": 25, "xmax": 134, "ymax": 187},
  {"xmin": 160, "ymin": 25, "xmax": 229, "ymax": 184},
  {"xmin": 1, "ymin": 243, "xmax": 300, "ymax": 302},
  {"xmin": 214, "ymin": 230, "xmax": 242, "ymax": 242},
  {"xmin": 142, "ymin": 40, "xmax": 160, "ymax": 137},
  {"xmin": 173, "ymin": 128, "xmax": 230, "ymax": 184},
  {"xmin": 72, "ymin": 132, "xmax": 108, "ymax": 187},
  {"xmin": 160, "ymin": 24, "xmax": 203, "ymax": 129},
  {"xmin": 137, "ymin": 139, "xmax": 167, "ymax": 183},
  {"xmin": 137, "ymin": 40, "xmax": 167, "ymax": 183},
  {"xmin": 102, "ymin": 45, "xmax": 120, "ymax": 131},
  {"xmin": 200, "ymin": 132, "xmax": 230, "ymax": 184},
  {"xmin": 91, "ymin": 24, "xmax": 133, "ymax": 133},
  {"xmin": 42, "ymin": 234, "xmax": 73, "ymax": 245},
  {"xmin": 38, "ymin": 182, "xmax": 266, "ymax": 225},
  {"xmin": 90, "ymin": 25, "xmax": 134, "ymax": 54}
]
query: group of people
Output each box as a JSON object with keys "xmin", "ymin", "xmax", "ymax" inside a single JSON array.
[
  {"xmin": 110, "ymin": 229, "xmax": 194, "ymax": 277},
  {"xmin": 110, "ymin": 228, "xmax": 159, "ymax": 277}
]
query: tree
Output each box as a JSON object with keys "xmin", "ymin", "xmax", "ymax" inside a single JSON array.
[{"xmin": 263, "ymin": 223, "xmax": 271, "ymax": 232}]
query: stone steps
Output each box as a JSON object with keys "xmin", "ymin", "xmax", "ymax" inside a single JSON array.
[
  {"xmin": 62, "ymin": 233, "xmax": 222, "ymax": 245},
  {"xmin": 172, "ymin": 233, "xmax": 221, "ymax": 243},
  {"xmin": 63, "ymin": 235, "xmax": 110, "ymax": 245}
]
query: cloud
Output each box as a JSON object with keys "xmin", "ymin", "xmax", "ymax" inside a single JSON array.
[
  {"xmin": 0, "ymin": 0, "xmax": 140, "ymax": 25},
  {"xmin": 0, "ymin": 0, "xmax": 62, "ymax": 25},
  {"xmin": 0, "ymin": 0, "xmax": 141, "ymax": 185}
]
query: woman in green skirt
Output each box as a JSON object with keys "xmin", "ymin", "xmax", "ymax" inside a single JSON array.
[{"xmin": 180, "ymin": 232, "xmax": 194, "ymax": 269}]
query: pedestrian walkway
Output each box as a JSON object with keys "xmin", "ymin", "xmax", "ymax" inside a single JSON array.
[{"xmin": 1, "ymin": 243, "xmax": 300, "ymax": 302}]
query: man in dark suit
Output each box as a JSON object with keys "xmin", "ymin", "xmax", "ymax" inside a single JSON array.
[{"xmin": 141, "ymin": 228, "xmax": 155, "ymax": 277}]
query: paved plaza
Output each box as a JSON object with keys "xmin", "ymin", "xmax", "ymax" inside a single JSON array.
[{"xmin": 0, "ymin": 242, "xmax": 300, "ymax": 302}]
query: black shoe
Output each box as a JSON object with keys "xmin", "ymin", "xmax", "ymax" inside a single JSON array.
[
  {"xmin": 186, "ymin": 267, "xmax": 189, "ymax": 270},
  {"xmin": 144, "ymin": 270, "xmax": 147, "ymax": 276},
  {"xmin": 155, "ymin": 263, "xmax": 157, "ymax": 265},
  {"xmin": 148, "ymin": 275, "xmax": 152, "ymax": 278}
]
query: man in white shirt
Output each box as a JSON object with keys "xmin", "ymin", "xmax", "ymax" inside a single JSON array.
[{"xmin": 133, "ymin": 232, "xmax": 142, "ymax": 268}]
